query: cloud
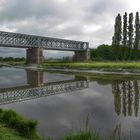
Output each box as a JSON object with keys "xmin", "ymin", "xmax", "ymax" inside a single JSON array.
[{"xmin": 0, "ymin": 0, "xmax": 130, "ymax": 57}]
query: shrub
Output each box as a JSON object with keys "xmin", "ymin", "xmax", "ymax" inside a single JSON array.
[
  {"xmin": 0, "ymin": 109, "xmax": 38, "ymax": 138},
  {"xmin": 62, "ymin": 130, "xmax": 101, "ymax": 140}
]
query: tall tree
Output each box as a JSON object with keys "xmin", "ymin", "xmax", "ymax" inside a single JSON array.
[
  {"xmin": 112, "ymin": 13, "xmax": 122, "ymax": 46},
  {"xmin": 134, "ymin": 12, "xmax": 140, "ymax": 50},
  {"xmin": 122, "ymin": 12, "xmax": 128, "ymax": 60},
  {"xmin": 122, "ymin": 12, "xmax": 128, "ymax": 47},
  {"xmin": 128, "ymin": 13, "xmax": 134, "ymax": 50},
  {"xmin": 112, "ymin": 14, "xmax": 122, "ymax": 60}
]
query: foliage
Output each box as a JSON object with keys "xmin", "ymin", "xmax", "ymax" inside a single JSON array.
[
  {"xmin": 42, "ymin": 61, "xmax": 140, "ymax": 69},
  {"xmin": 62, "ymin": 130, "xmax": 101, "ymax": 140},
  {"xmin": 0, "ymin": 124, "xmax": 29, "ymax": 140},
  {"xmin": 128, "ymin": 13, "xmax": 134, "ymax": 50},
  {"xmin": 112, "ymin": 14, "xmax": 122, "ymax": 46},
  {"xmin": 134, "ymin": 12, "xmax": 140, "ymax": 50},
  {"xmin": 112, "ymin": 12, "xmax": 140, "ymax": 60},
  {"xmin": 0, "ymin": 109, "xmax": 39, "ymax": 139},
  {"xmin": 122, "ymin": 12, "xmax": 128, "ymax": 48},
  {"xmin": 90, "ymin": 44, "xmax": 115, "ymax": 61},
  {"xmin": 0, "ymin": 57, "xmax": 25, "ymax": 62}
]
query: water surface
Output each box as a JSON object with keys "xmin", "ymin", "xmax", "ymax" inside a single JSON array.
[{"xmin": 0, "ymin": 67, "xmax": 140, "ymax": 140}]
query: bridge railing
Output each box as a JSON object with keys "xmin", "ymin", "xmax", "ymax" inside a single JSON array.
[{"xmin": 0, "ymin": 31, "xmax": 89, "ymax": 51}]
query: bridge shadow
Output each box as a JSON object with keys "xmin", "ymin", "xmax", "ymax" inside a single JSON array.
[{"xmin": 0, "ymin": 69, "xmax": 89, "ymax": 105}]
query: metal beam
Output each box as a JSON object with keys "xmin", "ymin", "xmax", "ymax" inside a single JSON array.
[{"xmin": 0, "ymin": 31, "xmax": 89, "ymax": 51}]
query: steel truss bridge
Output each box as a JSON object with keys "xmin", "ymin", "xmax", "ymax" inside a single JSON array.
[
  {"xmin": 0, "ymin": 79, "xmax": 89, "ymax": 105},
  {"xmin": 0, "ymin": 31, "xmax": 89, "ymax": 51}
]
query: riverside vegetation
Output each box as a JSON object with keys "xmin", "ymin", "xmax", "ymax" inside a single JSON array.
[
  {"xmin": 0, "ymin": 108, "xmax": 42, "ymax": 140},
  {"xmin": 0, "ymin": 108, "xmax": 130, "ymax": 140}
]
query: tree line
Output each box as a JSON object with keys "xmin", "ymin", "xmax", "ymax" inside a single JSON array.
[
  {"xmin": 112, "ymin": 12, "xmax": 140, "ymax": 60},
  {"xmin": 0, "ymin": 57, "xmax": 25, "ymax": 62},
  {"xmin": 90, "ymin": 12, "xmax": 140, "ymax": 61}
]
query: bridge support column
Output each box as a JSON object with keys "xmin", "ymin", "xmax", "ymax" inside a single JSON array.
[
  {"xmin": 26, "ymin": 48, "xmax": 43, "ymax": 64},
  {"xmin": 74, "ymin": 49, "xmax": 90, "ymax": 61}
]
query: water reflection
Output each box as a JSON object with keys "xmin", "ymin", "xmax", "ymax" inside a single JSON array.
[
  {"xmin": 0, "ymin": 69, "xmax": 89, "ymax": 105},
  {"xmin": 1, "ymin": 68, "xmax": 140, "ymax": 140},
  {"xmin": 27, "ymin": 70, "xmax": 43, "ymax": 87},
  {"xmin": 112, "ymin": 80, "xmax": 139, "ymax": 117}
]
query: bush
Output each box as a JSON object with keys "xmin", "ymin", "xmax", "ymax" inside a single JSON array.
[
  {"xmin": 90, "ymin": 44, "xmax": 115, "ymax": 61},
  {"xmin": 90, "ymin": 44, "xmax": 140, "ymax": 61},
  {"xmin": 62, "ymin": 130, "xmax": 101, "ymax": 140},
  {"xmin": 0, "ymin": 109, "xmax": 38, "ymax": 138}
]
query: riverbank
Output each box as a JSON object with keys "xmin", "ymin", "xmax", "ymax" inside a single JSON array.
[
  {"xmin": 42, "ymin": 61, "xmax": 140, "ymax": 69},
  {"xmin": 0, "ymin": 109, "xmax": 42, "ymax": 140},
  {"xmin": 40, "ymin": 61, "xmax": 140, "ymax": 75},
  {"xmin": 0, "ymin": 124, "xmax": 32, "ymax": 140},
  {"xmin": 2, "ymin": 61, "xmax": 140, "ymax": 75}
]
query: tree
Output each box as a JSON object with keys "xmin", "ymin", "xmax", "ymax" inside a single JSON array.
[
  {"xmin": 90, "ymin": 44, "xmax": 115, "ymax": 61},
  {"xmin": 112, "ymin": 14, "xmax": 122, "ymax": 60},
  {"xmin": 128, "ymin": 13, "xmax": 134, "ymax": 50},
  {"xmin": 122, "ymin": 12, "xmax": 128, "ymax": 60},
  {"xmin": 134, "ymin": 12, "xmax": 140, "ymax": 50},
  {"xmin": 112, "ymin": 14, "xmax": 122, "ymax": 46},
  {"xmin": 127, "ymin": 13, "xmax": 134, "ymax": 59},
  {"xmin": 122, "ymin": 12, "xmax": 128, "ymax": 47}
]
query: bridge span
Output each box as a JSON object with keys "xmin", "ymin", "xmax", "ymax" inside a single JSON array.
[{"xmin": 0, "ymin": 31, "xmax": 90, "ymax": 64}]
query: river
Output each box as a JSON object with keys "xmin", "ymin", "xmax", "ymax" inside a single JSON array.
[{"xmin": 0, "ymin": 66, "xmax": 140, "ymax": 140}]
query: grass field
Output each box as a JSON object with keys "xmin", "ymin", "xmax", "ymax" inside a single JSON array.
[
  {"xmin": 1, "ymin": 60, "xmax": 140, "ymax": 70},
  {"xmin": 0, "ymin": 124, "xmax": 30, "ymax": 140},
  {"xmin": 0, "ymin": 109, "xmax": 42, "ymax": 140},
  {"xmin": 42, "ymin": 61, "xmax": 140, "ymax": 69}
]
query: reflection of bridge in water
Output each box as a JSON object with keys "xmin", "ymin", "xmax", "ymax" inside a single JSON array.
[{"xmin": 0, "ymin": 70, "xmax": 89, "ymax": 105}]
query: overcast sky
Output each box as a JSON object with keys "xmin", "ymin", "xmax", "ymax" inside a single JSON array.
[{"xmin": 0, "ymin": 0, "xmax": 139, "ymax": 58}]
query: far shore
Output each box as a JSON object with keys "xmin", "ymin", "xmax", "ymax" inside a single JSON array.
[{"xmin": 1, "ymin": 61, "xmax": 140, "ymax": 76}]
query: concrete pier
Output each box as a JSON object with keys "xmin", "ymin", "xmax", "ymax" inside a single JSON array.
[
  {"xmin": 26, "ymin": 48, "xmax": 43, "ymax": 64},
  {"xmin": 74, "ymin": 49, "xmax": 90, "ymax": 61}
]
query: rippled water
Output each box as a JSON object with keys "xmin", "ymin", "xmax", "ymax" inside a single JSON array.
[{"xmin": 0, "ymin": 67, "xmax": 140, "ymax": 140}]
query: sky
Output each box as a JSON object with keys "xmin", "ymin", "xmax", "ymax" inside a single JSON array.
[{"xmin": 0, "ymin": 0, "xmax": 139, "ymax": 58}]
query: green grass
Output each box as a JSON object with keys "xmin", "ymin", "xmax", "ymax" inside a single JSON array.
[
  {"xmin": 0, "ymin": 109, "xmax": 42, "ymax": 140},
  {"xmin": 0, "ymin": 124, "xmax": 30, "ymax": 140},
  {"xmin": 2, "ymin": 60, "xmax": 140, "ymax": 70},
  {"xmin": 42, "ymin": 61, "xmax": 140, "ymax": 69},
  {"xmin": 62, "ymin": 130, "xmax": 101, "ymax": 140},
  {"xmin": 0, "ymin": 61, "xmax": 25, "ymax": 67}
]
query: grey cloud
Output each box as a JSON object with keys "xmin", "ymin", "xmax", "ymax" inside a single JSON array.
[
  {"xmin": 0, "ymin": 47, "xmax": 26, "ymax": 57},
  {"xmin": 0, "ymin": 0, "xmax": 129, "ymax": 57}
]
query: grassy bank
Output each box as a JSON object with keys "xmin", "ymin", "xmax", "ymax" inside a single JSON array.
[
  {"xmin": 61, "ymin": 131, "xmax": 101, "ymax": 140},
  {"xmin": 0, "ymin": 109, "xmax": 42, "ymax": 140},
  {"xmin": 42, "ymin": 61, "xmax": 140, "ymax": 70},
  {"xmin": 0, "ymin": 124, "xmax": 31, "ymax": 140},
  {"xmin": 47, "ymin": 130, "xmax": 102, "ymax": 140},
  {"xmin": 1, "ymin": 60, "xmax": 140, "ymax": 70},
  {"xmin": 0, "ymin": 61, "xmax": 25, "ymax": 66}
]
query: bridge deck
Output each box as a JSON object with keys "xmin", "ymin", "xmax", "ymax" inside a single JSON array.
[{"xmin": 0, "ymin": 31, "xmax": 89, "ymax": 51}]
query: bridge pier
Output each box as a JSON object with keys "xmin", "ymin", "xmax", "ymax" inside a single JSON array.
[
  {"xmin": 74, "ymin": 49, "xmax": 90, "ymax": 61},
  {"xmin": 26, "ymin": 48, "xmax": 43, "ymax": 64}
]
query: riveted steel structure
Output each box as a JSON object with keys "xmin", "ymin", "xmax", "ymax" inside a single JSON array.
[
  {"xmin": 0, "ymin": 80, "xmax": 89, "ymax": 105},
  {"xmin": 0, "ymin": 31, "xmax": 90, "ymax": 64}
]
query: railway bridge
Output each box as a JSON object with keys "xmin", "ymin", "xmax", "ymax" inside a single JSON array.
[{"xmin": 0, "ymin": 31, "xmax": 90, "ymax": 64}]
